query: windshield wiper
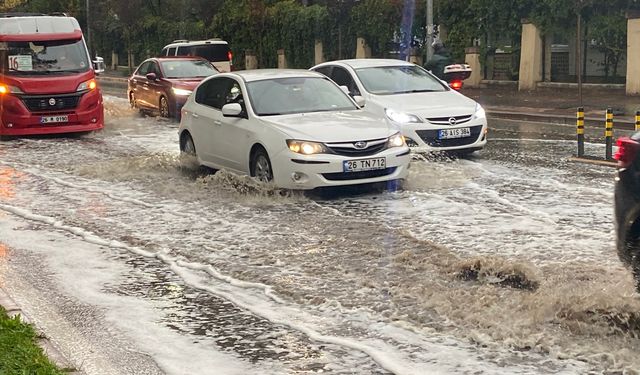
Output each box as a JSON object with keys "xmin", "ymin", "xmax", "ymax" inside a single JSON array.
[
  {"xmin": 393, "ymin": 89, "xmax": 438, "ymax": 94},
  {"xmin": 258, "ymin": 112, "xmax": 284, "ymax": 116}
]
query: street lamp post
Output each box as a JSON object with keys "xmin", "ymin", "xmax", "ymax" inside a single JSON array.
[{"xmin": 85, "ymin": 0, "xmax": 92, "ymax": 58}]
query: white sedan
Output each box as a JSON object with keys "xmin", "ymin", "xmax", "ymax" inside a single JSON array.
[
  {"xmin": 311, "ymin": 59, "xmax": 488, "ymax": 154},
  {"xmin": 178, "ymin": 70, "xmax": 411, "ymax": 190}
]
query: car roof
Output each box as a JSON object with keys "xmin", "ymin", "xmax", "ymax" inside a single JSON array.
[
  {"xmin": 320, "ymin": 59, "xmax": 415, "ymax": 69},
  {"xmin": 150, "ymin": 56, "xmax": 210, "ymax": 62},
  {"xmin": 163, "ymin": 39, "xmax": 228, "ymax": 47},
  {"xmin": 231, "ymin": 69, "xmax": 325, "ymax": 82}
]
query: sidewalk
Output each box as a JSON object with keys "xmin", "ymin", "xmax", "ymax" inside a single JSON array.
[{"xmin": 463, "ymin": 84, "xmax": 640, "ymax": 129}]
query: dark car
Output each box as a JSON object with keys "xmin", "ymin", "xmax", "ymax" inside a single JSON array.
[
  {"xmin": 127, "ymin": 57, "xmax": 218, "ymax": 118},
  {"xmin": 614, "ymin": 134, "xmax": 640, "ymax": 290}
]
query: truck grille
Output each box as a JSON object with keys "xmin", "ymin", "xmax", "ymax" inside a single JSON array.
[
  {"xmin": 416, "ymin": 125, "xmax": 483, "ymax": 147},
  {"xmin": 21, "ymin": 93, "xmax": 83, "ymax": 113}
]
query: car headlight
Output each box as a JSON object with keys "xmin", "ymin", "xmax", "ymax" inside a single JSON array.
[
  {"xmin": 387, "ymin": 132, "xmax": 406, "ymax": 148},
  {"xmin": 385, "ymin": 108, "xmax": 423, "ymax": 124},
  {"xmin": 172, "ymin": 88, "xmax": 193, "ymax": 96},
  {"xmin": 0, "ymin": 84, "xmax": 24, "ymax": 95},
  {"xmin": 474, "ymin": 103, "xmax": 486, "ymax": 119},
  {"xmin": 287, "ymin": 140, "xmax": 327, "ymax": 155},
  {"xmin": 76, "ymin": 79, "xmax": 97, "ymax": 92}
]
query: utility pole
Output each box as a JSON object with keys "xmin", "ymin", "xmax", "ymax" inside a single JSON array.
[
  {"xmin": 425, "ymin": 0, "xmax": 433, "ymax": 63},
  {"xmin": 577, "ymin": 12, "xmax": 583, "ymax": 107},
  {"xmin": 85, "ymin": 0, "xmax": 92, "ymax": 58}
]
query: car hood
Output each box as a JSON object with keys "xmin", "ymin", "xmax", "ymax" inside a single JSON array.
[
  {"xmin": 260, "ymin": 111, "xmax": 395, "ymax": 142},
  {"xmin": 375, "ymin": 90, "xmax": 478, "ymax": 118},
  {"xmin": 5, "ymin": 70, "xmax": 95, "ymax": 94}
]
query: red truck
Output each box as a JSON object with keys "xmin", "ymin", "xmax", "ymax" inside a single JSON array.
[{"xmin": 0, "ymin": 13, "xmax": 103, "ymax": 136}]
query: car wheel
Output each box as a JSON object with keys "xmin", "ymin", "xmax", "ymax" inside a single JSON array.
[
  {"xmin": 251, "ymin": 148, "xmax": 273, "ymax": 183},
  {"xmin": 181, "ymin": 133, "xmax": 196, "ymax": 156},
  {"xmin": 129, "ymin": 92, "xmax": 137, "ymax": 109},
  {"xmin": 159, "ymin": 96, "xmax": 170, "ymax": 118}
]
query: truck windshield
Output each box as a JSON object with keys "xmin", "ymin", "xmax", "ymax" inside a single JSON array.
[{"xmin": 0, "ymin": 39, "xmax": 90, "ymax": 75}]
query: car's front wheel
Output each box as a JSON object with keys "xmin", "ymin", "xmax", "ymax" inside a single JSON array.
[
  {"xmin": 251, "ymin": 148, "xmax": 273, "ymax": 183},
  {"xmin": 181, "ymin": 133, "xmax": 196, "ymax": 156}
]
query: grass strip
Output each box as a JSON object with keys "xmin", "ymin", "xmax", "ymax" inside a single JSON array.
[{"xmin": 0, "ymin": 306, "xmax": 65, "ymax": 375}]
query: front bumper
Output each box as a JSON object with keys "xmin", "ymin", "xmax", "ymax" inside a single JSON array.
[
  {"xmin": 399, "ymin": 119, "xmax": 488, "ymax": 152},
  {"xmin": 271, "ymin": 147, "xmax": 411, "ymax": 190},
  {"xmin": 0, "ymin": 89, "xmax": 104, "ymax": 136}
]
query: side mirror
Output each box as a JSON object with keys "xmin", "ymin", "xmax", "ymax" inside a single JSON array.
[
  {"xmin": 146, "ymin": 72, "xmax": 157, "ymax": 81},
  {"xmin": 222, "ymin": 103, "xmax": 243, "ymax": 117},
  {"xmin": 353, "ymin": 95, "xmax": 366, "ymax": 108},
  {"xmin": 92, "ymin": 56, "xmax": 105, "ymax": 75},
  {"xmin": 339, "ymin": 85, "xmax": 350, "ymax": 95}
]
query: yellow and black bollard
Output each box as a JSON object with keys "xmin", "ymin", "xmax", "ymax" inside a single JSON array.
[
  {"xmin": 636, "ymin": 110, "xmax": 640, "ymax": 132},
  {"xmin": 605, "ymin": 108, "xmax": 614, "ymax": 160},
  {"xmin": 577, "ymin": 107, "xmax": 585, "ymax": 157}
]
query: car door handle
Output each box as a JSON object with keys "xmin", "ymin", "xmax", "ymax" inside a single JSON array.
[
  {"xmin": 213, "ymin": 120, "xmax": 222, "ymax": 125},
  {"xmin": 191, "ymin": 113, "xmax": 199, "ymax": 118}
]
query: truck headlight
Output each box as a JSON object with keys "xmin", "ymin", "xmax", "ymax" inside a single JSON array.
[
  {"xmin": 76, "ymin": 79, "xmax": 97, "ymax": 92},
  {"xmin": 0, "ymin": 84, "xmax": 23, "ymax": 95},
  {"xmin": 385, "ymin": 108, "xmax": 423, "ymax": 123}
]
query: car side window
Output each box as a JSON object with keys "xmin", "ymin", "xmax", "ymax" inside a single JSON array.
[
  {"xmin": 176, "ymin": 46, "xmax": 190, "ymax": 56},
  {"xmin": 330, "ymin": 67, "xmax": 360, "ymax": 96},
  {"xmin": 195, "ymin": 77, "xmax": 234, "ymax": 110},
  {"xmin": 168, "ymin": 47, "xmax": 177, "ymax": 56},
  {"xmin": 148, "ymin": 62, "xmax": 162, "ymax": 77},
  {"xmin": 314, "ymin": 66, "xmax": 332, "ymax": 77},
  {"xmin": 136, "ymin": 61, "xmax": 151, "ymax": 76}
]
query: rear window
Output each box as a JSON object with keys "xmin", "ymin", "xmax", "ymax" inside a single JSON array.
[{"xmin": 190, "ymin": 44, "xmax": 230, "ymax": 62}]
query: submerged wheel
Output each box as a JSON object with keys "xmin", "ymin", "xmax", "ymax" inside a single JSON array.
[
  {"xmin": 159, "ymin": 96, "xmax": 170, "ymax": 118},
  {"xmin": 129, "ymin": 92, "xmax": 137, "ymax": 109},
  {"xmin": 181, "ymin": 133, "xmax": 196, "ymax": 156},
  {"xmin": 251, "ymin": 148, "xmax": 273, "ymax": 183}
]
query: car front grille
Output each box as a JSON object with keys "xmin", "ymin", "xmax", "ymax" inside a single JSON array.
[
  {"xmin": 322, "ymin": 167, "xmax": 397, "ymax": 181},
  {"xmin": 426, "ymin": 114, "xmax": 473, "ymax": 125},
  {"xmin": 326, "ymin": 138, "xmax": 388, "ymax": 157},
  {"xmin": 21, "ymin": 93, "xmax": 83, "ymax": 113},
  {"xmin": 416, "ymin": 125, "xmax": 483, "ymax": 147}
]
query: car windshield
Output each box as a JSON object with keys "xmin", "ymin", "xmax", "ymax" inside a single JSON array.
[
  {"xmin": 160, "ymin": 59, "xmax": 218, "ymax": 78},
  {"xmin": 247, "ymin": 77, "xmax": 358, "ymax": 116},
  {"xmin": 355, "ymin": 65, "xmax": 447, "ymax": 95},
  {"xmin": 0, "ymin": 39, "xmax": 90, "ymax": 75}
]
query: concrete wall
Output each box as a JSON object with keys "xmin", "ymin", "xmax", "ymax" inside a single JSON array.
[
  {"xmin": 627, "ymin": 13, "xmax": 640, "ymax": 95},
  {"xmin": 518, "ymin": 22, "xmax": 543, "ymax": 91},
  {"xmin": 465, "ymin": 47, "xmax": 482, "ymax": 87}
]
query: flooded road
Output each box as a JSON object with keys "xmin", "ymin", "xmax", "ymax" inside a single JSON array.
[{"xmin": 1, "ymin": 96, "xmax": 639, "ymax": 374}]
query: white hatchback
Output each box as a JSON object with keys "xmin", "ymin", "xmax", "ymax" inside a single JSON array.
[
  {"xmin": 178, "ymin": 70, "xmax": 411, "ymax": 190},
  {"xmin": 311, "ymin": 59, "xmax": 488, "ymax": 154}
]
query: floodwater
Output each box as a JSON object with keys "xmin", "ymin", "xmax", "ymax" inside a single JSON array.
[{"xmin": 0, "ymin": 96, "xmax": 639, "ymax": 374}]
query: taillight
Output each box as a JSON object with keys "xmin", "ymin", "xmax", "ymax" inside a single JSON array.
[
  {"xmin": 614, "ymin": 137, "xmax": 640, "ymax": 168},
  {"xmin": 450, "ymin": 80, "xmax": 463, "ymax": 91},
  {"xmin": 228, "ymin": 50, "xmax": 233, "ymax": 62}
]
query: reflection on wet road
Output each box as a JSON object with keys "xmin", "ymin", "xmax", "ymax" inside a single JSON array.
[{"xmin": 0, "ymin": 96, "xmax": 639, "ymax": 374}]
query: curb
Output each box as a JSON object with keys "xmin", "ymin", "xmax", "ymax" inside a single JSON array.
[
  {"xmin": 0, "ymin": 287, "xmax": 82, "ymax": 374},
  {"xmin": 486, "ymin": 109, "xmax": 637, "ymax": 130},
  {"xmin": 568, "ymin": 156, "xmax": 618, "ymax": 168}
]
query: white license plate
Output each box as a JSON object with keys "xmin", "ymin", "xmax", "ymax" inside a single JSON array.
[
  {"xmin": 438, "ymin": 127, "xmax": 471, "ymax": 139},
  {"xmin": 40, "ymin": 115, "xmax": 69, "ymax": 124},
  {"xmin": 343, "ymin": 157, "xmax": 386, "ymax": 172}
]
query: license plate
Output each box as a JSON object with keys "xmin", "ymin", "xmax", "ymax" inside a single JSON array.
[
  {"xmin": 343, "ymin": 157, "xmax": 386, "ymax": 172},
  {"xmin": 40, "ymin": 115, "xmax": 69, "ymax": 124},
  {"xmin": 438, "ymin": 127, "xmax": 471, "ymax": 139}
]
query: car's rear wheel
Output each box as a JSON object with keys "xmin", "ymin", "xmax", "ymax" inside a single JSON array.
[
  {"xmin": 159, "ymin": 96, "xmax": 170, "ymax": 118},
  {"xmin": 251, "ymin": 148, "xmax": 273, "ymax": 183}
]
